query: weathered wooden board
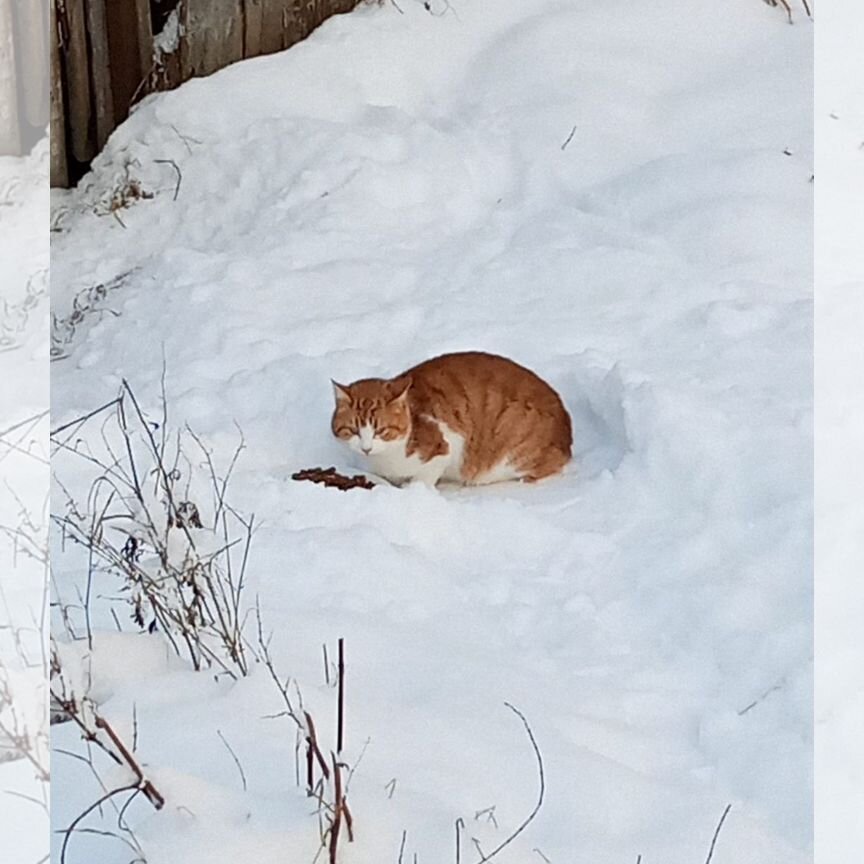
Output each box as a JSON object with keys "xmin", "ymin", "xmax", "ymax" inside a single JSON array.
[
  {"xmin": 50, "ymin": 0, "xmax": 68, "ymax": 185},
  {"xmin": 244, "ymin": 0, "xmax": 264, "ymax": 58},
  {"xmin": 260, "ymin": 0, "xmax": 292, "ymax": 55},
  {"xmin": 104, "ymin": 0, "xmax": 152, "ymax": 126},
  {"xmin": 183, "ymin": 0, "xmax": 244, "ymax": 79},
  {"xmin": 64, "ymin": 0, "xmax": 94, "ymax": 162},
  {"xmin": 134, "ymin": 0, "xmax": 154, "ymax": 87},
  {"xmin": 85, "ymin": 0, "xmax": 114, "ymax": 150}
]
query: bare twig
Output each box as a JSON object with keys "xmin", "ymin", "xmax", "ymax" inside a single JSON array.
[
  {"xmin": 305, "ymin": 711, "xmax": 331, "ymax": 790},
  {"xmin": 704, "ymin": 804, "xmax": 732, "ymax": 864},
  {"xmin": 762, "ymin": 0, "xmax": 811, "ymax": 22},
  {"xmin": 738, "ymin": 679, "xmax": 786, "ymax": 715},
  {"xmin": 50, "ymin": 398, "xmax": 121, "ymax": 438},
  {"xmin": 52, "ymin": 383, "xmax": 252, "ymax": 677},
  {"xmin": 217, "ymin": 729, "xmax": 248, "ymax": 792},
  {"xmin": 475, "ymin": 703, "xmax": 545, "ymax": 863},
  {"xmin": 328, "ymin": 754, "xmax": 344, "ymax": 864},
  {"xmin": 57, "ymin": 783, "xmax": 140, "ymax": 864},
  {"xmin": 94, "ymin": 715, "xmax": 165, "ymax": 809},
  {"xmin": 154, "ymin": 158, "xmax": 182, "ymax": 201},
  {"xmin": 337, "ymin": 637, "xmax": 345, "ymax": 754}
]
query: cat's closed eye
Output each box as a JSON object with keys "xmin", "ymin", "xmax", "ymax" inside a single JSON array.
[{"xmin": 335, "ymin": 426, "xmax": 355, "ymax": 439}]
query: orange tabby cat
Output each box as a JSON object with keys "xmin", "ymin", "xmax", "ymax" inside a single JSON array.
[{"xmin": 331, "ymin": 351, "xmax": 572, "ymax": 487}]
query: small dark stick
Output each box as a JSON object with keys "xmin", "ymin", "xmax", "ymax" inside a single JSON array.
[
  {"xmin": 323, "ymin": 642, "xmax": 330, "ymax": 686},
  {"xmin": 342, "ymin": 796, "xmax": 355, "ymax": 842},
  {"xmin": 94, "ymin": 715, "xmax": 165, "ymax": 809},
  {"xmin": 304, "ymin": 711, "xmax": 330, "ymax": 796},
  {"xmin": 337, "ymin": 637, "xmax": 345, "ymax": 754},
  {"xmin": 705, "ymin": 804, "xmax": 732, "ymax": 864},
  {"xmin": 329, "ymin": 754, "xmax": 343, "ymax": 864}
]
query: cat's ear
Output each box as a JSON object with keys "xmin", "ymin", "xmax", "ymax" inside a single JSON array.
[
  {"xmin": 332, "ymin": 380, "xmax": 351, "ymax": 404},
  {"xmin": 389, "ymin": 376, "xmax": 412, "ymax": 403}
]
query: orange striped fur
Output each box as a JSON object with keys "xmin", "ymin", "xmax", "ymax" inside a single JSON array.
[{"xmin": 331, "ymin": 351, "xmax": 572, "ymax": 487}]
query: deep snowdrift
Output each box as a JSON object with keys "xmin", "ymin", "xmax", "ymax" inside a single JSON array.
[{"xmin": 50, "ymin": 2, "xmax": 812, "ymax": 862}]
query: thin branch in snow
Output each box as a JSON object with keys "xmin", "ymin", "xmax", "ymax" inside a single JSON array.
[
  {"xmin": 154, "ymin": 158, "xmax": 182, "ymax": 201},
  {"xmin": 305, "ymin": 710, "xmax": 331, "ymax": 790},
  {"xmin": 169, "ymin": 123, "xmax": 202, "ymax": 154},
  {"xmin": 704, "ymin": 804, "xmax": 732, "ymax": 864},
  {"xmin": 217, "ymin": 729, "xmax": 248, "ymax": 792},
  {"xmin": 57, "ymin": 783, "xmax": 142, "ymax": 864},
  {"xmin": 475, "ymin": 702, "xmax": 545, "ymax": 864},
  {"xmin": 761, "ymin": 0, "xmax": 810, "ymax": 23},
  {"xmin": 737, "ymin": 678, "xmax": 786, "ymax": 715},
  {"xmin": 337, "ymin": 637, "xmax": 345, "ymax": 754},
  {"xmin": 94, "ymin": 715, "xmax": 165, "ymax": 809},
  {"xmin": 474, "ymin": 805, "xmax": 498, "ymax": 828}
]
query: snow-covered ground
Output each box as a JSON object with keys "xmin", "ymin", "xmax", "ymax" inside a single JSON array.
[
  {"xmin": 815, "ymin": 1, "xmax": 864, "ymax": 861},
  {"xmin": 0, "ymin": 139, "xmax": 49, "ymax": 862},
  {"xmin": 50, "ymin": 2, "xmax": 813, "ymax": 862}
]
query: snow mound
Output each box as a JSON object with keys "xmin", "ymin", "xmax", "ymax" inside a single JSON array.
[{"xmin": 50, "ymin": 2, "xmax": 812, "ymax": 862}]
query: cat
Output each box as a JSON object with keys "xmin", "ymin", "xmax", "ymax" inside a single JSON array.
[{"xmin": 331, "ymin": 351, "xmax": 572, "ymax": 487}]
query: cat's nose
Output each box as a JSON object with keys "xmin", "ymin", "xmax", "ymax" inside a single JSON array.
[{"xmin": 361, "ymin": 445, "xmax": 372, "ymax": 455}]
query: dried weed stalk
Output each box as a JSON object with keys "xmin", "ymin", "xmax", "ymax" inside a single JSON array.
[
  {"xmin": 761, "ymin": 0, "xmax": 812, "ymax": 23},
  {"xmin": 256, "ymin": 608, "xmax": 355, "ymax": 864},
  {"xmin": 50, "ymin": 647, "xmax": 162, "ymax": 864},
  {"xmin": 51, "ymin": 270, "xmax": 135, "ymax": 360},
  {"xmin": 51, "ymin": 380, "xmax": 253, "ymax": 679}
]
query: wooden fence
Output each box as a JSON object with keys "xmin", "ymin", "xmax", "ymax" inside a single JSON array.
[{"xmin": 50, "ymin": 0, "xmax": 363, "ymax": 187}]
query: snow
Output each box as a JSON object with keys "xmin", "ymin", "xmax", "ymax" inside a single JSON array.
[
  {"xmin": 0, "ymin": 138, "xmax": 49, "ymax": 863},
  {"xmin": 50, "ymin": 1, "xmax": 812, "ymax": 862},
  {"xmin": 814, "ymin": 1, "xmax": 864, "ymax": 861},
  {"xmin": 153, "ymin": 7, "xmax": 183, "ymax": 61}
]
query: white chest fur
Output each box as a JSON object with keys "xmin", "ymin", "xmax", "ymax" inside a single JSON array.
[{"xmin": 347, "ymin": 419, "xmax": 466, "ymax": 486}]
